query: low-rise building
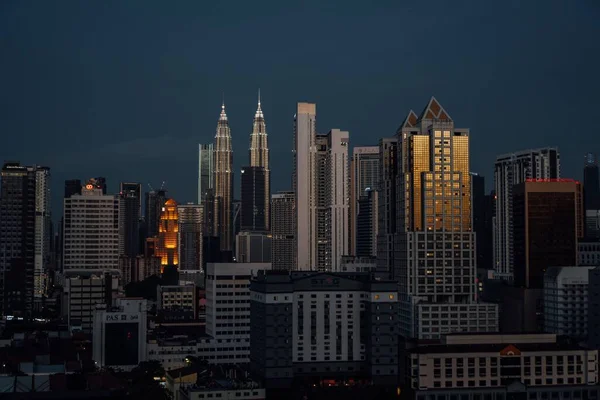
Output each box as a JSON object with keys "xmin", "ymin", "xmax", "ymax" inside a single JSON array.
[
  {"xmin": 406, "ymin": 333, "xmax": 599, "ymax": 400},
  {"xmin": 250, "ymin": 270, "xmax": 400, "ymax": 389},
  {"xmin": 544, "ymin": 266, "xmax": 593, "ymax": 338},
  {"xmin": 579, "ymin": 241, "xmax": 600, "ymax": 266},
  {"xmin": 92, "ymin": 298, "xmax": 148, "ymax": 371},
  {"xmin": 62, "ymin": 269, "xmax": 120, "ymax": 333}
]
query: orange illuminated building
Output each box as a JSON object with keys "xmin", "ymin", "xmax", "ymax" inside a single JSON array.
[{"xmin": 156, "ymin": 199, "xmax": 179, "ymax": 270}]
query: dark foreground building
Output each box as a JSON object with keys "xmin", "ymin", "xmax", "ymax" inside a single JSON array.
[{"xmin": 250, "ymin": 270, "xmax": 400, "ymax": 390}]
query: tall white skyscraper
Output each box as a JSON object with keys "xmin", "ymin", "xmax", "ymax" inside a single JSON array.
[
  {"xmin": 34, "ymin": 167, "xmax": 51, "ymax": 299},
  {"xmin": 63, "ymin": 179, "xmax": 121, "ymax": 270},
  {"xmin": 293, "ymin": 103, "xmax": 349, "ymax": 271},
  {"xmin": 494, "ymin": 147, "xmax": 560, "ymax": 279},
  {"xmin": 293, "ymin": 103, "xmax": 317, "ymax": 271}
]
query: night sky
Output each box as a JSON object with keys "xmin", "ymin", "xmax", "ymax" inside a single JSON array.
[{"xmin": 1, "ymin": 0, "xmax": 599, "ymax": 221}]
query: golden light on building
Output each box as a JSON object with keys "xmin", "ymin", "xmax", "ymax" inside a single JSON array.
[{"xmin": 157, "ymin": 198, "xmax": 179, "ymax": 270}]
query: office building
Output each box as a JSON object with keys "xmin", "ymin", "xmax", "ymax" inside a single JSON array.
[
  {"xmin": 156, "ymin": 199, "xmax": 179, "ymax": 269},
  {"xmin": 145, "ymin": 188, "xmax": 167, "ymax": 238},
  {"xmin": 356, "ymin": 188, "xmax": 378, "ymax": 258},
  {"xmin": 393, "ymin": 97, "xmax": 498, "ymax": 339},
  {"xmin": 407, "ymin": 333, "xmax": 598, "ymax": 400},
  {"xmin": 236, "ymin": 231, "xmax": 271, "ymax": 263},
  {"xmin": 293, "ymin": 103, "xmax": 349, "ymax": 271},
  {"xmin": 584, "ymin": 153, "xmax": 600, "ymax": 239},
  {"xmin": 544, "ymin": 266, "xmax": 593, "ymax": 338},
  {"xmin": 157, "ymin": 284, "xmax": 196, "ymax": 319},
  {"xmin": 240, "ymin": 166, "xmax": 267, "ymax": 232},
  {"xmin": 588, "ymin": 267, "xmax": 600, "ymax": 349},
  {"xmin": 63, "ymin": 269, "xmax": 120, "ymax": 333},
  {"xmin": 63, "ymin": 178, "xmax": 121, "ymax": 270},
  {"xmin": 198, "ymin": 143, "xmax": 214, "ymax": 203},
  {"xmin": 178, "ymin": 203, "xmax": 203, "ymax": 271},
  {"xmin": 376, "ymin": 137, "xmax": 399, "ymax": 277},
  {"xmin": 513, "ymin": 179, "xmax": 582, "ymax": 289},
  {"xmin": 579, "ymin": 241, "xmax": 600, "ymax": 266},
  {"xmin": 64, "ymin": 179, "xmax": 81, "ymax": 198},
  {"xmin": 213, "ymin": 102, "xmax": 234, "ymax": 253},
  {"xmin": 249, "ymin": 270, "xmax": 400, "ymax": 389},
  {"xmin": 118, "ymin": 255, "xmax": 161, "ymax": 286},
  {"xmin": 93, "ymin": 298, "xmax": 148, "ymax": 370},
  {"xmin": 472, "ymin": 173, "xmax": 494, "ymax": 270},
  {"xmin": 270, "ymin": 191, "xmax": 296, "ymax": 271},
  {"xmin": 34, "ymin": 167, "xmax": 51, "ymax": 301},
  {"xmin": 120, "ymin": 189, "xmax": 140, "ymax": 258},
  {"xmin": 0, "ymin": 162, "xmax": 37, "ymax": 316},
  {"xmin": 249, "ymin": 91, "xmax": 270, "ymax": 231},
  {"xmin": 494, "ymin": 147, "xmax": 560, "ymax": 279},
  {"xmin": 350, "ymin": 146, "xmax": 379, "ymax": 256},
  {"xmin": 120, "ymin": 182, "xmax": 142, "ymax": 219}
]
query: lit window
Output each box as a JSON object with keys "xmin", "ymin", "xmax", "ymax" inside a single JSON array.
[
  {"xmin": 374, "ymin": 295, "xmax": 380, "ymax": 300},
  {"xmin": 389, "ymin": 294, "xmax": 395, "ymax": 300}
]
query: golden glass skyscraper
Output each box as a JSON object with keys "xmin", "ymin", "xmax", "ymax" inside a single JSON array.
[
  {"xmin": 156, "ymin": 198, "xmax": 179, "ymax": 269},
  {"xmin": 213, "ymin": 102, "xmax": 233, "ymax": 252},
  {"xmin": 394, "ymin": 97, "xmax": 497, "ymax": 339}
]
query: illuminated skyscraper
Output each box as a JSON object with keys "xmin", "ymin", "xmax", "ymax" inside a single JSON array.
[
  {"xmin": 393, "ymin": 97, "xmax": 498, "ymax": 339},
  {"xmin": 213, "ymin": 102, "xmax": 234, "ymax": 252},
  {"xmin": 156, "ymin": 199, "xmax": 179, "ymax": 269},
  {"xmin": 248, "ymin": 91, "xmax": 270, "ymax": 230},
  {"xmin": 198, "ymin": 144, "xmax": 214, "ymax": 204}
]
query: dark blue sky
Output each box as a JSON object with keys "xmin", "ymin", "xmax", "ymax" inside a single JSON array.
[{"xmin": 1, "ymin": 0, "xmax": 599, "ymax": 220}]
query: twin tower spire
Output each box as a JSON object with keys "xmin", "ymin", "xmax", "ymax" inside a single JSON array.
[{"xmin": 211, "ymin": 91, "xmax": 270, "ymax": 252}]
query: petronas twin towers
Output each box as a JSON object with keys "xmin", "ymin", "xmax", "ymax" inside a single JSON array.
[{"xmin": 198, "ymin": 92, "xmax": 270, "ymax": 253}]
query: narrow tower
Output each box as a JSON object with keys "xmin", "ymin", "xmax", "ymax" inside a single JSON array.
[
  {"xmin": 213, "ymin": 102, "xmax": 234, "ymax": 252},
  {"xmin": 248, "ymin": 90, "xmax": 270, "ymax": 230}
]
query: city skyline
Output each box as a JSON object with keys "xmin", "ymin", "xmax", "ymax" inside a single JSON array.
[{"xmin": 1, "ymin": 1, "xmax": 598, "ymax": 221}]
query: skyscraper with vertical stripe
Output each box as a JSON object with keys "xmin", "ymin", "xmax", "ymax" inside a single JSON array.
[
  {"xmin": 248, "ymin": 91, "xmax": 270, "ymax": 230},
  {"xmin": 213, "ymin": 102, "xmax": 234, "ymax": 252}
]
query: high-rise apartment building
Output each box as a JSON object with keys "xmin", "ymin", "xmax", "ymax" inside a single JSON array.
[
  {"xmin": 0, "ymin": 162, "xmax": 37, "ymax": 316},
  {"xmin": 393, "ymin": 97, "xmax": 498, "ymax": 339},
  {"xmin": 376, "ymin": 137, "xmax": 399, "ymax": 277},
  {"xmin": 178, "ymin": 203, "xmax": 203, "ymax": 271},
  {"xmin": 494, "ymin": 147, "xmax": 560, "ymax": 279},
  {"xmin": 213, "ymin": 103, "xmax": 234, "ymax": 252},
  {"xmin": 240, "ymin": 166, "xmax": 267, "ymax": 232},
  {"xmin": 63, "ymin": 178, "xmax": 121, "ymax": 270},
  {"xmin": 249, "ymin": 92, "xmax": 270, "ymax": 230},
  {"xmin": 34, "ymin": 167, "xmax": 51, "ymax": 300},
  {"xmin": 120, "ymin": 182, "xmax": 142, "ymax": 219},
  {"xmin": 350, "ymin": 146, "xmax": 379, "ymax": 255},
  {"xmin": 156, "ymin": 199, "xmax": 179, "ymax": 269},
  {"xmin": 198, "ymin": 143, "xmax": 214, "ymax": 204},
  {"xmin": 235, "ymin": 231, "xmax": 271, "ymax": 263},
  {"xmin": 271, "ymin": 191, "xmax": 296, "ymax": 271},
  {"xmin": 584, "ymin": 153, "xmax": 600, "ymax": 239},
  {"xmin": 513, "ymin": 179, "xmax": 582, "ymax": 289},
  {"xmin": 293, "ymin": 102, "xmax": 349, "ymax": 271},
  {"xmin": 145, "ymin": 188, "xmax": 167, "ymax": 238}
]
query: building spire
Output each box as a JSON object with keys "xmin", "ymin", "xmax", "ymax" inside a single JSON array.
[
  {"xmin": 255, "ymin": 89, "xmax": 264, "ymax": 119},
  {"xmin": 220, "ymin": 94, "xmax": 228, "ymax": 121}
]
